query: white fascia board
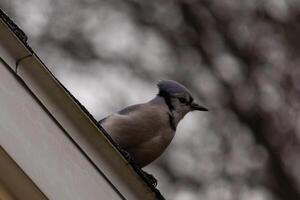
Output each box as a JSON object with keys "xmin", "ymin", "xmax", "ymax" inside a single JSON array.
[
  {"xmin": 0, "ymin": 61, "xmax": 124, "ymax": 200},
  {"xmin": 0, "ymin": 16, "xmax": 160, "ymax": 200},
  {"xmin": 0, "ymin": 147, "xmax": 48, "ymax": 200}
]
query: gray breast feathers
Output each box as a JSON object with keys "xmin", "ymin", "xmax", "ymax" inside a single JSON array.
[{"xmin": 100, "ymin": 104, "xmax": 173, "ymax": 149}]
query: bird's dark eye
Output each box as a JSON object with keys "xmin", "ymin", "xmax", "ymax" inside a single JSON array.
[{"xmin": 178, "ymin": 97, "xmax": 187, "ymax": 104}]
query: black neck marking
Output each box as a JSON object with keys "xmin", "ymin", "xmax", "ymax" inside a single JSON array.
[
  {"xmin": 168, "ymin": 113, "xmax": 176, "ymax": 131},
  {"xmin": 158, "ymin": 91, "xmax": 176, "ymax": 130},
  {"xmin": 158, "ymin": 91, "xmax": 174, "ymax": 111}
]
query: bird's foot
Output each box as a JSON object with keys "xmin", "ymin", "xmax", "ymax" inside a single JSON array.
[
  {"xmin": 141, "ymin": 170, "xmax": 157, "ymax": 187},
  {"xmin": 114, "ymin": 144, "xmax": 158, "ymax": 187},
  {"xmin": 118, "ymin": 147, "xmax": 135, "ymax": 163}
]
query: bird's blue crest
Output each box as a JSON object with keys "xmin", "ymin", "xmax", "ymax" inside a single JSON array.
[{"xmin": 157, "ymin": 80, "xmax": 190, "ymax": 96}]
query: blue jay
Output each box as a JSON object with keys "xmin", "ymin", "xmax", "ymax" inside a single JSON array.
[{"xmin": 99, "ymin": 80, "xmax": 208, "ymax": 168}]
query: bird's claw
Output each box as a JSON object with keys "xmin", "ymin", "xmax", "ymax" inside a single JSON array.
[
  {"xmin": 118, "ymin": 147, "xmax": 135, "ymax": 163},
  {"xmin": 141, "ymin": 170, "xmax": 158, "ymax": 187},
  {"xmin": 115, "ymin": 143, "xmax": 158, "ymax": 187}
]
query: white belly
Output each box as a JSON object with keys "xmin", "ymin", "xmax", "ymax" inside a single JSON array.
[{"xmin": 127, "ymin": 129, "xmax": 175, "ymax": 167}]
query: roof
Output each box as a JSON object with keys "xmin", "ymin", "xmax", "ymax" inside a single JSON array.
[{"xmin": 0, "ymin": 8, "xmax": 165, "ymax": 200}]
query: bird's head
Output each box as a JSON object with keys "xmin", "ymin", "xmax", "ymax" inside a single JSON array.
[{"xmin": 157, "ymin": 80, "xmax": 208, "ymax": 124}]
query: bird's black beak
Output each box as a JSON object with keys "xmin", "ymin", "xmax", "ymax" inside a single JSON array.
[{"xmin": 191, "ymin": 102, "xmax": 208, "ymax": 111}]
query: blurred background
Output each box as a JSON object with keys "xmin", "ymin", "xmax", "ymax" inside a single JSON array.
[{"xmin": 1, "ymin": 0, "xmax": 300, "ymax": 199}]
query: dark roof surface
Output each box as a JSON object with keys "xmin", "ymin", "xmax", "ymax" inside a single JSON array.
[{"xmin": 0, "ymin": 8, "xmax": 165, "ymax": 200}]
